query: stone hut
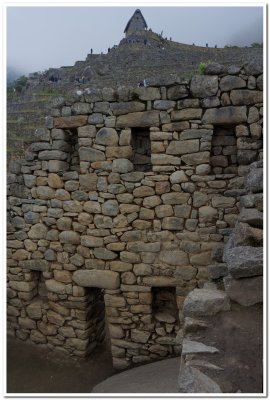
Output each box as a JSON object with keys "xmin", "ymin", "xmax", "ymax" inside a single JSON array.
[
  {"xmin": 7, "ymin": 62, "xmax": 263, "ymax": 370},
  {"xmin": 124, "ymin": 9, "xmax": 148, "ymax": 37}
]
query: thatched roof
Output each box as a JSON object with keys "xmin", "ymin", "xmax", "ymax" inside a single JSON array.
[{"xmin": 124, "ymin": 9, "xmax": 148, "ymax": 33}]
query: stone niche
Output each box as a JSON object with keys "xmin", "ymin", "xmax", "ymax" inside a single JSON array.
[
  {"xmin": 211, "ymin": 126, "xmax": 237, "ymax": 175},
  {"xmin": 7, "ymin": 63, "xmax": 263, "ymax": 370},
  {"xmin": 152, "ymin": 287, "xmax": 180, "ymax": 353},
  {"xmin": 131, "ymin": 128, "xmax": 152, "ymax": 171}
]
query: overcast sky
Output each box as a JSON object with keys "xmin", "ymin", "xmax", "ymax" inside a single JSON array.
[{"xmin": 7, "ymin": 6, "xmax": 263, "ymax": 74}]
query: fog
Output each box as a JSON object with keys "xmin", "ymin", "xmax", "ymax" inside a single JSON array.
[{"xmin": 7, "ymin": 6, "xmax": 263, "ymax": 75}]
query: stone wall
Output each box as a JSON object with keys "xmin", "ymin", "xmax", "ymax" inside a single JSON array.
[{"xmin": 7, "ymin": 63, "xmax": 263, "ymax": 370}]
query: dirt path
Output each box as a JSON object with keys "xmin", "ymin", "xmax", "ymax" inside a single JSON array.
[{"xmin": 7, "ymin": 337, "xmax": 115, "ymax": 394}]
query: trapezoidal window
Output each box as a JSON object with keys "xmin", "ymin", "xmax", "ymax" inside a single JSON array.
[
  {"xmin": 131, "ymin": 128, "xmax": 152, "ymax": 171},
  {"xmin": 152, "ymin": 287, "xmax": 179, "ymax": 326},
  {"xmin": 211, "ymin": 125, "xmax": 237, "ymax": 174}
]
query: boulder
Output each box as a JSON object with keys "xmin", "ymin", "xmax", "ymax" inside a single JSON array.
[
  {"xmin": 238, "ymin": 208, "xmax": 263, "ymax": 228},
  {"xmin": 183, "ymin": 288, "xmax": 230, "ymax": 317},
  {"xmin": 178, "ymin": 365, "xmax": 222, "ymax": 393},
  {"xmin": 234, "ymin": 222, "xmax": 263, "ymax": 247},
  {"xmin": 245, "ymin": 166, "xmax": 263, "ymax": 193},
  {"xmin": 223, "ymin": 246, "xmax": 263, "ymax": 279},
  {"xmin": 223, "ymin": 275, "xmax": 263, "ymax": 306}
]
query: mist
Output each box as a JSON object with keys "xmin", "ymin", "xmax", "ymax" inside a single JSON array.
[{"xmin": 7, "ymin": 6, "xmax": 264, "ymax": 76}]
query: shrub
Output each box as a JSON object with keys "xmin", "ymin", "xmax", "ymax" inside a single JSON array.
[{"xmin": 198, "ymin": 62, "xmax": 206, "ymax": 74}]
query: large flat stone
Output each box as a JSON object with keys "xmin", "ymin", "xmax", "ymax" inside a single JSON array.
[
  {"xmin": 111, "ymin": 101, "xmax": 145, "ymax": 115},
  {"xmin": 19, "ymin": 260, "xmax": 49, "ymax": 272},
  {"xmin": 183, "ymin": 288, "xmax": 230, "ymax": 317},
  {"xmin": 79, "ymin": 147, "xmax": 105, "ymax": 162},
  {"xmin": 166, "ymin": 140, "xmax": 200, "ymax": 155},
  {"xmin": 54, "ymin": 116, "xmax": 88, "ymax": 128},
  {"xmin": 230, "ymin": 90, "xmax": 263, "ymax": 106},
  {"xmin": 116, "ymin": 111, "xmax": 159, "ymax": 128},
  {"xmin": 73, "ymin": 269, "xmax": 120, "ymax": 289},
  {"xmin": 202, "ymin": 106, "xmax": 247, "ymax": 124}
]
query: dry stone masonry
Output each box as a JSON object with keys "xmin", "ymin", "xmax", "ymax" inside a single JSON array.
[{"xmin": 7, "ymin": 62, "xmax": 263, "ymax": 370}]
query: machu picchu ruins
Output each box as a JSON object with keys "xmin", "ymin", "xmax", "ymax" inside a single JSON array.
[{"xmin": 7, "ymin": 8, "xmax": 264, "ymax": 394}]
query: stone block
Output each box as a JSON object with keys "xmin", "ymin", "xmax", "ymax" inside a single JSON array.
[
  {"xmin": 133, "ymin": 87, "xmax": 161, "ymax": 101},
  {"xmin": 220, "ymin": 75, "xmax": 246, "ymax": 91},
  {"xmin": 190, "ymin": 75, "xmax": 218, "ymax": 98},
  {"xmin": 166, "ymin": 140, "xmax": 200, "ymax": 155},
  {"xmin": 167, "ymin": 85, "xmax": 188, "ymax": 100},
  {"xmin": 212, "ymin": 196, "xmax": 235, "ymax": 208},
  {"xmin": 79, "ymin": 147, "xmax": 105, "ymax": 162},
  {"xmin": 73, "ymin": 269, "xmax": 120, "ymax": 289},
  {"xmin": 151, "ymin": 154, "xmax": 181, "ymax": 165},
  {"xmin": 77, "ymin": 125, "xmax": 96, "ymax": 138},
  {"xmin": 171, "ymin": 109, "xmax": 202, "ymax": 121},
  {"xmin": 83, "ymin": 201, "xmax": 101, "ymax": 214},
  {"xmin": 162, "ymin": 217, "xmax": 184, "ymax": 230},
  {"xmin": 159, "ymin": 250, "xmax": 189, "ymax": 266},
  {"xmin": 133, "ymin": 186, "xmax": 155, "ymax": 197},
  {"xmin": 182, "ymin": 152, "xmax": 210, "ymax": 166},
  {"xmin": 162, "ymin": 122, "xmax": 190, "ymax": 131},
  {"xmin": 96, "ymin": 127, "xmax": 118, "ymax": 146},
  {"xmin": 28, "ymin": 223, "xmax": 48, "ymax": 240},
  {"xmin": 161, "ymin": 192, "xmax": 190, "ymax": 205},
  {"xmin": 230, "ymin": 90, "xmax": 263, "ymax": 106},
  {"xmin": 79, "ymin": 174, "xmax": 97, "ymax": 190},
  {"xmin": 116, "ymin": 111, "xmax": 159, "ymax": 128},
  {"xmin": 112, "ymin": 159, "xmax": 133, "ymax": 173},
  {"xmin": 153, "ymin": 100, "xmax": 175, "ymax": 110},
  {"xmin": 202, "ymin": 106, "xmax": 247, "ymax": 124},
  {"xmin": 9, "ymin": 281, "xmax": 36, "ymax": 292},
  {"xmin": 111, "ymin": 101, "xmax": 145, "ymax": 115},
  {"xmin": 45, "ymin": 279, "xmax": 66, "ymax": 294},
  {"xmin": 93, "ymin": 247, "xmax": 117, "ymax": 260},
  {"xmin": 59, "ymin": 231, "xmax": 81, "ymax": 244},
  {"xmin": 174, "ymin": 205, "xmax": 191, "ymax": 218},
  {"xmin": 19, "ymin": 260, "xmax": 49, "ymax": 272},
  {"xmin": 54, "ymin": 116, "xmax": 88, "ymax": 128}
]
